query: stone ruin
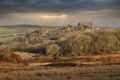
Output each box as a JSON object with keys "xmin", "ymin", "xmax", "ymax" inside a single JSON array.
[{"xmin": 78, "ymin": 22, "xmax": 93, "ymax": 29}]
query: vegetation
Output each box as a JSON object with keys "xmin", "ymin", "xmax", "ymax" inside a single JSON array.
[
  {"xmin": 0, "ymin": 25, "xmax": 57, "ymax": 42},
  {"xmin": 0, "ymin": 25, "xmax": 119, "ymax": 57},
  {"xmin": 46, "ymin": 44, "xmax": 61, "ymax": 59},
  {"xmin": 0, "ymin": 64, "xmax": 120, "ymax": 80},
  {"xmin": 0, "ymin": 25, "xmax": 119, "ymax": 80},
  {"xmin": 0, "ymin": 53, "xmax": 120, "ymax": 80}
]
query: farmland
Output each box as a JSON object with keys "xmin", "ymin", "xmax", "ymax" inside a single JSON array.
[{"xmin": 0, "ymin": 25, "xmax": 57, "ymax": 42}]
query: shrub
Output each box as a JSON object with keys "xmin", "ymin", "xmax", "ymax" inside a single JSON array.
[
  {"xmin": 114, "ymin": 29, "xmax": 120, "ymax": 50},
  {"xmin": 91, "ymin": 29, "xmax": 119, "ymax": 54},
  {"xmin": 60, "ymin": 35, "xmax": 92, "ymax": 56},
  {"xmin": 25, "ymin": 44, "xmax": 46, "ymax": 54},
  {"xmin": 46, "ymin": 44, "xmax": 61, "ymax": 58},
  {"xmin": 0, "ymin": 42, "xmax": 27, "ymax": 52},
  {"xmin": 60, "ymin": 28, "xmax": 120, "ymax": 55},
  {"xmin": 11, "ymin": 42, "xmax": 27, "ymax": 51}
]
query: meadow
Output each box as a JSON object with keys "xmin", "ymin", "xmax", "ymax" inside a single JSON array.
[{"xmin": 0, "ymin": 25, "xmax": 57, "ymax": 42}]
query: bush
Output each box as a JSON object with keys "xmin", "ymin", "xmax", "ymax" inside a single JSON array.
[
  {"xmin": 0, "ymin": 42, "xmax": 27, "ymax": 52},
  {"xmin": 91, "ymin": 29, "xmax": 119, "ymax": 54},
  {"xmin": 60, "ymin": 28, "xmax": 120, "ymax": 55},
  {"xmin": 25, "ymin": 44, "xmax": 46, "ymax": 54},
  {"xmin": 114, "ymin": 29, "xmax": 120, "ymax": 50},
  {"xmin": 46, "ymin": 44, "xmax": 61, "ymax": 58},
  {"xmin": 60, "ymin": 35, "xmax": 92, "ymax": 56}
]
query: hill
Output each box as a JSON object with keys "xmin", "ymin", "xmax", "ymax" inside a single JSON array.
[{"xmin": 0, "ymin": 24, "xmax": 119, "ymax": 58}]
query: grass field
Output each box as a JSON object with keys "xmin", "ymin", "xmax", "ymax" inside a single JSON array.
[
  {"xmin": 0, "ymin": 26, "xmax": 34, "ymax": 42},
  {"xmin": 0, "ymin": 25, "xmax": 57, "ymax": 42}
]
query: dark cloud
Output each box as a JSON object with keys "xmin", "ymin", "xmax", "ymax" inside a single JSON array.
[{"xmin": 0, "ymin": 0, "xmax": 120, "ymax": 14}]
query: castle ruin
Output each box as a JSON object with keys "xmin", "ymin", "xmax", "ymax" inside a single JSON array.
[{"xmin": 78, "ymin": 22, "xmax": 93, "ymax": 29}]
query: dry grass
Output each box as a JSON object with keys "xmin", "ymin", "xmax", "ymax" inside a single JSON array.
[
  {"xmin": 0, "ymin": 53, "xmax": 120, "ymax": 80},
  {"xmin": 0, "ymin": 64, "xmax": 120, "ymax": 80}
]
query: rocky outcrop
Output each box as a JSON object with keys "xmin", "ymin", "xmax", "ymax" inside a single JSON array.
[
  {"xmin": 14, "ymin": 52, "xmax": 35, "ymax": 61},
  {"xmin": 0, "ymin": 52, "xmax": 35, "ymax": 62}
]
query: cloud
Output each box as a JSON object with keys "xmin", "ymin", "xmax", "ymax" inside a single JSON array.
[
  {"xmin": 0, "ymin": 0, "xmax": 120, "ymax": 26},
  {"xmin": 0, "ymin": 0, "xmax": 119, "ymax": 14}
]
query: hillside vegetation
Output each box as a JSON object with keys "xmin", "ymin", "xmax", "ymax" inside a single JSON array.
[{"xmin": 0, "ymin": 25, "xmax": 120, "ymax": 57}]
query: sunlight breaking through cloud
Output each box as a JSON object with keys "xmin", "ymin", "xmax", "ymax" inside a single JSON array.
[{"xmin": 41, "ymin": 14, "xmax": 67, "ymax": 19}]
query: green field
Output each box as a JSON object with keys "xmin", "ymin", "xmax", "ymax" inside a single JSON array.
[{"xmin": 0, "ymin": 25, "xmax": 57, "ymax": 42}]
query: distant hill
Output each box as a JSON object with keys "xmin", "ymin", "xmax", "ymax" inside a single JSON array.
[{"xmin": 0, "ymin": 24, "xmax": 60, "ymax": 29}]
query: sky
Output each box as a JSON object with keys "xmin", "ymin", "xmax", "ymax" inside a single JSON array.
[{"xmin": 0, "ymin": 0, "xmax": 120, "ymax": 27}]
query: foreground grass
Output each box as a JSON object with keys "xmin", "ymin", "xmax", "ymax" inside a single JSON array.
[
  {"xmin": 0, "ymin": 53, "xmax": 120, "ymax": 80},
  {"xmin": 0, "ymin": 64, "xmax": 120, "ymax": 80}
]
